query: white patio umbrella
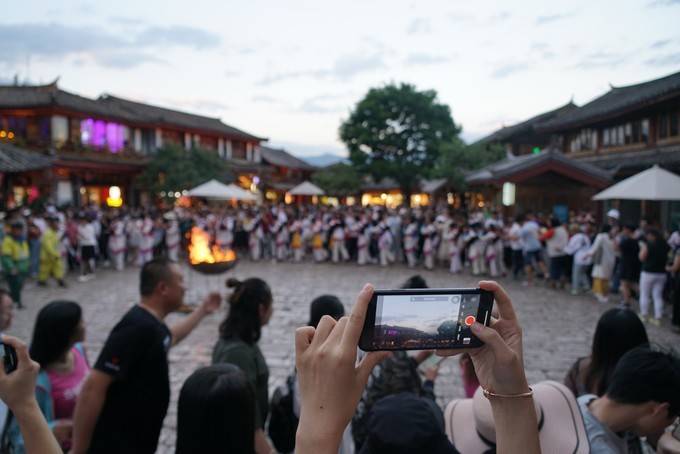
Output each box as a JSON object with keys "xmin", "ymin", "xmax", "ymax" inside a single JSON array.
[
  {"xmin": 592, "ymin": 165, "xmax": 680, "ymax": 201},
  {"xmin": 187, "ymin": 179, "xmax": 244, "ymax": 200},
  {"xmin": 225, "ymin": 184, "xmax": 257, "ymax": 202},
  {"xmin": 289, "ymin": 181, "xmax": 325, "ymax": 196}
]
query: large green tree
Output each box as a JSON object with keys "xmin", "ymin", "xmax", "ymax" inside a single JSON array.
[
  {"xmin": 312, "ymin": 162, "xmax": 362, "ymax": 196},
  {"xmin": 136, "ymin": 145, "xmax": 230, "ymax": 197},
  {"xmin": 340, "ymin": 83, "xmax": 460, "ymax": 197}
]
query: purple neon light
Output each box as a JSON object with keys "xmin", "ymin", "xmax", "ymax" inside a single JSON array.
[{"xmin": 80, "ymin": 118, "xmax": 125, "ymax": 152}]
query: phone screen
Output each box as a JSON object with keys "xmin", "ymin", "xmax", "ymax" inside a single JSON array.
[{"xmin": 360, "ymin": 289, "xmax": 493, "ymax": 351}]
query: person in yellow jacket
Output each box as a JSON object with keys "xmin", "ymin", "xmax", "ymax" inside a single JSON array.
[
  {"xmin": 1, "ymin": 220, "xmax": 29, "ymax": 308},
  {"xmin": 38, "ymin": 215, "xmax": 66, "ymax": 288}
]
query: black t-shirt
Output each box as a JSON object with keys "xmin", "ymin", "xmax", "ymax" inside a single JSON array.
[
  {"xmin": 90, "ymin": 305, "xmax": 172, "ymax": 454},
  {"xmin": 642, "ymin": 240, "xmax": 670, "ymax": 273}
]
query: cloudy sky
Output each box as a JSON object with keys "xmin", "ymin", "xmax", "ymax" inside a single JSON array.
[{"xmin": 3, "ymin": 0, "xmax": 679, "ymax": 157}]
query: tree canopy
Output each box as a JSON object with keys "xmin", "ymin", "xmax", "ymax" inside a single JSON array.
[
  {"xmin": 136, "ymin": 145, "xmax": 230, "ymax": 197},
  {"xmin": 311, "ymin": 162, "xmax": 362, "ymax": 196},
  {"xmin": 339, "ymin": 83, "xmax": 461, "ymax": 196}
]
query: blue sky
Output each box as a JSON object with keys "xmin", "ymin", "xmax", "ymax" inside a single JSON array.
[
  {"xmin": 378, "ymin": 295, "xmax": 460, "ymax": 333},
  {"xmin": 2, "ymin": 0, "xmax": 679, "ymax": 157}
]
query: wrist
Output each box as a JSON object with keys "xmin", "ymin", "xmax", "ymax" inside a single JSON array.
[
  {"xmin": 11, "ymin": 399, "xmax": 41, "ymax": 422},
  {"xmin": 296, "ymin": 415, "xmax": 343, "ymax": 454}
]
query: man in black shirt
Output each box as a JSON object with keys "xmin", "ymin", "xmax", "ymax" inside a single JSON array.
[
  {"xmin": 71, "ymin": 258, "xmax": 221, "ymax": 454},
  {"xmin": 618, "ymin": 225, "xmax": 641, "ymax": 308}
]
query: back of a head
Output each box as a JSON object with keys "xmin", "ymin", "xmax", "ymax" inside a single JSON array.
[
  {"xmin": 401, "ymin": 275, "xmax": 429, "ymax": 289},
  {"xmin": 605, "ymin": 345, "xmax": 680, "ymax": 416},
  {"xmin": 308, "ymin": 295, "xmax": 345, "ymax": 328},
  {"xmin": 220, "ymin": 277, "xmax": 272, "ymax": 344},
  {"xmin": 139, "ymin": 258, "xmax": 173, "ymax": 297},
  {"xmin": 176, "ymin": 364, "xmax": 255, "ymax": 454},
  {"xmin": 588, "ymin": 308, "xmax": 649, "ymax": 395},
  {"xmin": 361, "ymin": 393, "xmax": 455, "ymax": 454},
  {"xmin": 30, "ymin": 301, "xmax": 82, "ymax": 368}
]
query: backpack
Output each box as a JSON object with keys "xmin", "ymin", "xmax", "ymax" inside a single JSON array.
[{"xmin": 268, "ymin": 373, "xmax": 298, "ymax": 453}]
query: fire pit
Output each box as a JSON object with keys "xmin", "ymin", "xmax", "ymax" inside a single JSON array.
[{"xmin": 188, "ymin": 226, "xmax": 238, "ymax": 275}]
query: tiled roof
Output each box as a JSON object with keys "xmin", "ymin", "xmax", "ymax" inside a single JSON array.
[
  {"xmin": 466, "ymin": 148, "xmax": 612, "ymax": 186},
  {"xmin": 475, "ymin": 102, "xmax": 577, "ymax": 144},
  {"xmin": 0, "ymin": 142, "xmax": 53, "ymax": 172},
  {"xmin": 0, "ymin": 81, "xmax": 264, "ymax": 141},
  {"xmin": 98, "ymin": 95, "xmax": 265, "ymax": 141},
  {"xmin": 538, "ymin": 70, "xmax": 680, "ymax": 132},
  {"xmin": 259, "ymin": 146, "xmax": 315, "ymax": 170}
]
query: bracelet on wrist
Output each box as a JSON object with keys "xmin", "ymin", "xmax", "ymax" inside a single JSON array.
[{"xmin": 483, "ymin": 387, "xmax": 533, "ymax": 399}]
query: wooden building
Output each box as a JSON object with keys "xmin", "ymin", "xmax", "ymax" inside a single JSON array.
[
  {"xmin": 0, "ymin": 80, "xmax": 265, "ymax": 208},
  {"xmin": 536, "ymin": 69, "xmax": 680, "ymax": 226},
  {"xmin": 475, "ymin": 101, "xmax": 577, "ymax": 156},
  {"xmin": 466, "ymin": 149, "xmax": 612, "ymax": 220},
  {"xmin": 259, "ymin": 146, "xmax": 316, "ymax": 202}
]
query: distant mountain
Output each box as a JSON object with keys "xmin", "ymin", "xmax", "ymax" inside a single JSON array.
[{"xmin": 302, "ymin": 153, "xmax": 349, "ymax": 167}]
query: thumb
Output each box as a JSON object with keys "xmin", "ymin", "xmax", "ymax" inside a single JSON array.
[
  {"xmin": 470, "ymin": 322, "xmax": 512, "ymax": 359},
  {"xmin": 357, "ymin": 351, "xmax": 391, "ymax": 384}
]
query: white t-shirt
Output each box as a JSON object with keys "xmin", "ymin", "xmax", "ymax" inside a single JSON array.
[
  {"xmin": 509, "ymin": 223, "xmax": 523, "ymax": 251},
  {"xmin": 78, "ymin": 223, "xmax": 97, "ymax": 247}
]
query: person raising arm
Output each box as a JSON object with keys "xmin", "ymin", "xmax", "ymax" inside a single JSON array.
[
  {"xmin": 0, "ymin": 335, "xmax": 61, "ymax": 454},
  {"xmin": 294, "ymin": 280, "xmax": 540, "ymax": 454}
]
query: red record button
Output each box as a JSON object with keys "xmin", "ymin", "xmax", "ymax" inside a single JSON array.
[{"xmin": 464, "ymin": 315, "xmax": 476, "ymax": 326}]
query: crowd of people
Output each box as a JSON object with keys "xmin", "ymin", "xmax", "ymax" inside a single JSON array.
[
  {"xmin": 2, "ymin": 202, "xmax": 680, "ymax": 330},
  {"xmin": 0, "ymin": 263, "xmax": 678, "ymax": 454}
]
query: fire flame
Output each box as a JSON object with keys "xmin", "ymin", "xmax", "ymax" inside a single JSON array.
[{"xmin": 188, "ymin": 227, "xmax": 236, "ymax": 264}]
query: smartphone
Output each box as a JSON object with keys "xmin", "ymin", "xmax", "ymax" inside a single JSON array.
[
  {"xmin": 359, "ymin": 288, "xmax": 494, "ymax": 351},
  {"xmin": 0, "ymin": 341, "xmax": 18, "ymax": 374}
]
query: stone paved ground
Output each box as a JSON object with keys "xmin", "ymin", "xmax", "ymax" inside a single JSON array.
[{"xmin": 6, "ymin": 260, "xmax": 678, "ymax": 452}]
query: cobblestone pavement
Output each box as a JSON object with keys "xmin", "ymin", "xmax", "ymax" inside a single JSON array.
[{"xmin": 7, "ymin": 260, "xmax": 678, "ymax": 452}]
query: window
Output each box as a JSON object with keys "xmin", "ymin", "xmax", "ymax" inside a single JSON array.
[
  {"xmin": 603, "ymin": 129, "xmax": 610, "ymax": 146},
  {"xmin": 51, "ymin": 116, "xmax": 69, "ymax": 146},
  {"xmin": 601, "ymin": 119, "xmax": 649, "ymax": 148},
  {"xmin": 659, "ymin": 113, "xmax": 669, "ymax": 139},
  {"xmin": 671, "ymin": 112, "xmax": 679, "ymax": 137},
  {"xmin": 569, "ymin": 128, "xmax": 596, "ymax": 152},
  {"xmin": 80, "ymin": 118, "xmax": 126, "ymax": 152}
]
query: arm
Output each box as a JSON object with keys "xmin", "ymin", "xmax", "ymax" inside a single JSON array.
[
  {"xmin": 170, "ymin": 292, "xmax": 221, "ymax": 346},
  {"xmin": 438, "ymin": 281, "xmax": 541, "ymax": 454},
  {"xmin": 667, "ymin": 254, "xmax": 680, "ymax": 273},
  {"xmin": 255, "ymin": 429, "xmax": 273, "ymax": 454},
  {"xmin": 639, "ymin": 242, "xmax": 648, "ymax": 262},
  {"xmin": 70, "ymin": 370, "xmax": 112, "ymax": 454},
  {"xmin": 0, "ymin": 335, "xmax": 61, "ymax": 454}
]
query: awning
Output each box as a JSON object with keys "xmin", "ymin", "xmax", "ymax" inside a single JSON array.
[
  {"xmin": 289, "ymin": 181, "xmax": 325, "ymax": 196},
  {"xmin": 593, "ymin": 165, "xmax": 680, "ymax": 201},
  {"xmin": 188, "ymin": 179, "xmax": 256, "ymax": 201}
]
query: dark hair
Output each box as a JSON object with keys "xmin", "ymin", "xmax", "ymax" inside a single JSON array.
[
  {"xmin": 585, "ymin": 308, "xmax": 649, "ymax": 396},
  {"xmin": 606, "ymin": 345, "xmax": 680, "ymax": 417},
  {"xmin": 308, "ymin": 295, "xmax": 345, "ymax": 328},
  {"xmin": 139, "ymin": 258, "xmax": 174, "ymax": 297},
  {"xmin": 600, "ymin": 224, "xmax": 612, "ymax": 234},
  {"xmin": 219, "ymin": 278, "xmax": 272, "ymax": 344},
  {"xmin": 29, "ymin": 301, "xmax": 82, "ymax": 368},
  {"xmin": 176, "ymin": 364, "xmax": 255, "ymax": 454},
  {"xmin": 401, "ymin": 275, "xmax": 429, "ymax": 289},
  {"xmin": 550, "ymin": 217, "xmax": 561, "ymax": 228},
  {"xmin": 646, "ymin": 228, "xmax": 664, "ymax": 243}
]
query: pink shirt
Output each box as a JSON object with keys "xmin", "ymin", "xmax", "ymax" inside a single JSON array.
[{"xmin": 47, "ymin": 346, "xmax": 90, "ymax": 419}]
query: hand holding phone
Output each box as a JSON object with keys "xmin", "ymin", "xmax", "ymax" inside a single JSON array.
[
  {"xmin": 437, "ymin": 281, "xmax": 530, "ymax": 397},
  {"xmin": 0, "ymin": 335, "xmax": 40, "ymax": 412}
]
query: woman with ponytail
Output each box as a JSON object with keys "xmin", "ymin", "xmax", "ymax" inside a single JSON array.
[{"xmin": 212, "ymin": 277, "xmax": 274, "ymax": 454}]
